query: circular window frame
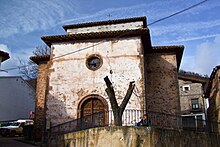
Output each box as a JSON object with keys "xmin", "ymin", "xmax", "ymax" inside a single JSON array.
[{"xmin": 86, "ymin": 54, "xmax": 103, "ymax": 71}]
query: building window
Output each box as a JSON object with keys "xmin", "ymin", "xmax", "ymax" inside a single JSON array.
[
  {"xmin": 182, "ymin": 85, "xmax": 190, "ymax": 91},
  {"xmin": 191, "ymin": 98, "xmax": 199, "ymax": 109},
  {"xmin": 86, "ymin": 54, "xmax": 103, "ymax": 71}
]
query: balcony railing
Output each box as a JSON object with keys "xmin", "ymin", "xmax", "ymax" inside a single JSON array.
[{"xmin": 49, "ymin": 110, "xmax": 220, "ymax": 135}]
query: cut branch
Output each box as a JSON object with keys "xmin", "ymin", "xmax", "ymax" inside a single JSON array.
[
  {"xmin": 104, "ymin": 76, "xmax": 118, "ymax": 110},
  {"xmin": 119, "ymin": 81, "xmax": 135, "ymax": 114},
  {"xmin": 104, "ymin": 76, "xmax": 135, "ymax": 126}
]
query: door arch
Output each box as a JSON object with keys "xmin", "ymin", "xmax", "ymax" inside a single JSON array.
[{"xmin": 78, "ymin": 95, "xmax": 108, "ymax": 127}]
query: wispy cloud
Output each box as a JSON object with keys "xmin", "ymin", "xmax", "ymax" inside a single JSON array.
[
  {"xmin": 60, "ymin": 0, "xmax": 190, "ymax": 25},
  {"xmin": 181, "ymin": 36, "xmax": 220, "ymax": 75},
  {"xmin": 161, "ymin": 34, "xmax": 220, "ymax": 44},
  {"xmin": 0, "ymin": 0, "xmax": 79, "ymax": 38},
  {"xmin": 0, "ymin": 43, "xmax": 34, "ymax": 76},
  {"xmin": 193, "ymin": 36, "xmax": 220, "ymax": 75},
  {"xmin": 0, "ymin": 0, "xmax": 219, "ymax": 76},
  {"xmin": 0, "ymin": 0, "xmax": 215, "ymax": 38},
  {"xmin": 150, "ymin": 18, "xmax": 220, "ymax": 45},
  {"xmin": 0, "ymin": 44, "xmax": 11, "ymax": 54},
  {"xmin": 151, "ymin": 19, "xmax": 220, "ymax": 36}
]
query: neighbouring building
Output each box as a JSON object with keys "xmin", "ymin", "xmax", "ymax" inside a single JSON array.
[
  {"xmin": 178, "ymin": 72, "xmax": 209, "ymax": 128},
  {"xmin": 0, "ymin": 50, "xmax": 10, "ymax": 68},
  {"xmin": 206, "ymin": 65, "xmax": 220, "ymax": 123},
  {"xmin": 0, "ymin": 76, "xmax": 35, "ymax": 121},
  {"xmin": 31, "ymin": 16, "xmax": 184, "ymax": 140}
]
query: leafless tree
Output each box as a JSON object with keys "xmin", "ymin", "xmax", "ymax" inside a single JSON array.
[
  {"xmin": 104, "ymin": 76, "xmax": 135, "ymax": 126},
  {"xmin": 19, "ymin": 45, "xmax": 50, "ymax": 80},
  {"xmin": 19, "ymin": 59, "xmax": 38, "ymax": 80},
  {"xmin": 33, "ymin": 45, "xmax": 50, "ymax": 56}
]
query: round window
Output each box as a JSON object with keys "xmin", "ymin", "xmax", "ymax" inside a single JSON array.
[{"xmin": 86, "ymin": 54, "xmax": 103, "ymax": 71}]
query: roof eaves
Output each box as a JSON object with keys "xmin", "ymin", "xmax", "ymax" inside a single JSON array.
[
  {"xmin": 178, "ymin": 73, "xmax": 209, "ymax": 84},
  {"xmin": 30, "ymin": 55, "xmax": 50, "ymax": 65},
  {"xmin": 0, "ymin": 50, "xmax": 10, "ymax": 62},
  {"xmin": 63, "ymin": 16, "xmax": 147, "ymax": 31},
  {"xmin": 205, "ymin": 65, "xmax": 220, "ymax": 97},
  {"xmin": 41, "ymin": 28, "xmax": 150, "ymax": 47},
  {"xmin": 147, "ymin": 45, "xmax": 184, "ymax": 70}
]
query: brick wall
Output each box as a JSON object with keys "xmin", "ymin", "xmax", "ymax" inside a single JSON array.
[
  {"xmin": 179, "ymin": 79, "xmax": 204, "ymax": 114},
  {"xmin": 33, "ymin": 62, "xmax": 49, "ymax": 140},
  {"xmin": 208, "ymin": 69, "xmax": 220, "ymax": 122},
  {"xmin": 145, "ymin": 53, "xmax": 180, "ymax": 115}
]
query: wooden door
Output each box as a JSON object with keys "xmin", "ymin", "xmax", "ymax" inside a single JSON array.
[{"xmin": 81, "ymin": 98, "xmax": 105, "ymax": 128}]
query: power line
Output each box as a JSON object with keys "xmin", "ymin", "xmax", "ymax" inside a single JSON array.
[
  {"xmin": 2, "ymin": 65, "xmax": 28, "ymax": 71},
  {"xmin": 0, "ymin": 0, "xmax": 208, "ymax": 72},
  {"xmin": 52, "ymin": 41, "xmax": 105, "ymax": 60},
  {"xmin": 148, "ymin": 0, "xmax": 208, "ymax": 26}
]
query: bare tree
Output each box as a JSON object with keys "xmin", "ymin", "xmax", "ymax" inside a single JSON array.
[
  {"xmin": 19, "ymin": 45, "xmax": 50, "ymax": 80},
  {"xmin": 33, "ymin": 45, "xmax": 50, "ymax": 56},
  {"xmin": 104, "ymin": 76, "xmax": 135, "ymax": 126},
  {"xmin": 19, "ymin": 59, "xmax": 38, "ymax": 80}
]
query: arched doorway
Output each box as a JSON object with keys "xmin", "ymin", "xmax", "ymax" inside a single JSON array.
[{"xmin": 78, "ymin": 95, "xmax": 108, "ymax": 128}]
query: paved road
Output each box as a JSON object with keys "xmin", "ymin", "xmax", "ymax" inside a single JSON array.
[{"xmin": 0, "ymin": 137, "xmax": 37, "ymax": 147}]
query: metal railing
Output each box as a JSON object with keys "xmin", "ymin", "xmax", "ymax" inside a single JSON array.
[
  {"xmin": 50, "ymin": 112, "xmax": 107, "ymax": 134},
  {"xmin": 182, "ymin": 117, "xmax": 220, "ymax": 133},
  {"xmin": 148, "ymin": 111, "xmax": 182, "ymax": 129},
  {"xmin": 49, "ymin": 110, "xmax": 220, "ymax": 135}
]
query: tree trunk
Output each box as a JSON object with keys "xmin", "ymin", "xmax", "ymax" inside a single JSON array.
[{"xmin": 104, "ymin": 76, "xmax": 135, "ymax": 126}]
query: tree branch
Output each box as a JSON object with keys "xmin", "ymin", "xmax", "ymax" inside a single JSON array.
[
  {"xmin": 104, "ymin": 76, "xmax": 119, "ymax": 111},
  {"xmin": 104, "ymin": 76, "xmax": 135, "ymax": 126},
  {"xmin": 119, "ymin": 81, "xmax": 135, "ymax": 114}
]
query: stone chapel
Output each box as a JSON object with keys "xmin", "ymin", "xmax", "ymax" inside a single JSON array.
[{"xmin": 30, "ymin": 16, "xmax": 184, "ymax": 139}]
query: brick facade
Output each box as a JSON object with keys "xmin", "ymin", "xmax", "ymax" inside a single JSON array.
[
  {"xmin": 33, "ymin": 62, "xmax": 49, "ymax": 140},
  {"xmin": 145, "ymin": 53, "xmax": 180, "ymax": 115}
]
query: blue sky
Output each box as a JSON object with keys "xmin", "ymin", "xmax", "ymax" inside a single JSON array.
[{"xmin": 0, "ymin": 0, "xmax": 220, "ymax": 76}]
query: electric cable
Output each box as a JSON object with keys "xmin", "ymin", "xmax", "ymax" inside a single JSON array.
[{"xmin": 0, "ymin": 0, "xmax": 208, "ymax": 72}]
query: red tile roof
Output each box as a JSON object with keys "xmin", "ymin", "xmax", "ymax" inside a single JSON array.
[
  {"xmin": 0, "ymin": 50, "xmax": 10, "ymax": 62},
  {"xmin": 178, "ymin": 73, "xmax": 209, "ymax": 84},
  {"xmin": 148, "ymin": 46, "xmax": 184, "ymax": 70},
  {"xmin": 63, "ymin": 16, "xmax": 147, "ymax": 31},
  {"xmin": 29, "ymin": 45, "xmax": 184, "ymax": 70},
  {"xmin": 205, "ymin": 65, "xmax": 220, "ymax": 97},
  {"xmin": 30, "ymin": 55, "xmax": 50, "ymax": 65},
  {"xmin": 41, "ymin": 28, "xmax": 150, "ymax": 46},
  {"xmin": 34, "ymin": 16, "xmax": 184, "ymax": 70}
]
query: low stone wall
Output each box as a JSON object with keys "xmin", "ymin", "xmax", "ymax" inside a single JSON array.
[{"xmin": 48, "ymin": 127, "xmax": 220, "ymax": 147}]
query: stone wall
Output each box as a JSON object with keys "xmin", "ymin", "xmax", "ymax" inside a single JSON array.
[
  {"xmin": 178, "ymin": 79, "xmax": 204, "ymax": 113},
  {"xmin": 46, "ymin": 37, "xmax": 145, "ymax": 126},
  {"xmin": 48, "ymin": 126, "xmax": 220, "ymax": 147},
  {"xmin": 208, "ymin": 69, "xmax": 220, "ymax": 122},
  {"xmin": 145, "ymin": 53, "xmax": 180, "ymax": 115},
  {"xmin": 33, "ymin": 62, "xmax": 49, "ymax": 140}
]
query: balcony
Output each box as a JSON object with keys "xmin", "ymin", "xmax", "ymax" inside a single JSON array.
[{"xmin": 190, "ymin": 103, "xmax": 203, "ymax": 113}]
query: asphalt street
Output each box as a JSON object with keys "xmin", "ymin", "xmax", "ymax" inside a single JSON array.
[{"xmin": 0, "ymin": 136, "xmax": 37, "ymax": 147}]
